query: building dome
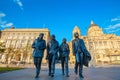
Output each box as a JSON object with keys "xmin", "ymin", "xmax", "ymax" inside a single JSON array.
[
  {"xmin": 72, "ymin": 26, "xmax": 81, "ymax": 38},
  {"xmin": 87, "ymin": 21, "xmax": 103, "ymax": 36},
  {"xmin": 72, "ymin": 26, "xmax": 81, "ymax": 37}
]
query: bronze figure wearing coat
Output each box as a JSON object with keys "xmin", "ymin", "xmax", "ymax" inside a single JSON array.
[
  {"xmin": 72, "ymin": 32, "xmax": 91, "ymax": 78},
  {"xmin": 32, "ymin": 33, "xmax": 46, "ymax": 78}
]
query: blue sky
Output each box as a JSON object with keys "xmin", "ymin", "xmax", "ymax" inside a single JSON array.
[{"xmin": 0, "ymin": 0, "xmax": 120, "ymax": 43}]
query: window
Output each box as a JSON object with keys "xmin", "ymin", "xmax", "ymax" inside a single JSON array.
[
  {"xmin": 28, "ymin": 37, "xmax": 31, "ymax": 39},
  {"xmin": 89, "ymin": 42, "xmax": 93, "ymax": 45},
  {"xmin": 94, "ymin": 41, "xmax": 97, "ymax": 45},
  {"xmin": 21, "ymin": 40, "xmax": 25, "ymax": 48},
  {"xmin": 99, "ymin": 41, "xmax": 102, "ymax": 45},
  {"xmin": 34, "ymin": 36, "xmax": 36, "ymax": 40},
  {"xmin": 23, "ymin": 33, "xmax": 26, "ymax": 35},
  {"xmin": 6, "ymin": 40, "xmax": 11, "ymax": 48},
  {"xmin": 28, "ymin": 40, "xmax": 31, "ymax": 44},
  {"xmin": 21, "ymin": 40, "xmax": 24, "ymax": 43},
  {"xmin": 13, "ymin": 33, "xmax": 15, "ymax": 35},
  {"xmin": 15, "ymin": 40, "xmax": 18, "ymax": 48},
  {"xmin": 17, "ymin": 33, "xmax": 20, "ymax": 35},
  {"xmin": 29, "ymin": 33, "xmax": 31, "ymax": 36},
  {"xmin": 15, "ymin": 40, "xmax": 19, "ymax": 48},
  {"xmin": 111, "ymin": 41, "xmax": 113, "ymax": 46},
  {"xmin": 34, "ymin": 33, "xmax": 36, "ymax": 35},
  {"xmin": 23, "ymin": 36, "xmax": 25, "ymax": 39},
  {"xmin": 7, "ymin": 33, "xmax": 10, "ymax": 37},
  {"xmin": 104, "ymin": 41, "xmax": 107, "ymax": 45},
  {"xmin": 11, "ymin": 40, "xmax": 16, "ymax": 48},
  {"xmin": 118, "ymin": 41, "xmax": 120, "ymax": 44},
  {"xmin": 44, "ymin": 33, "xmax": 46, "ymax": 35},
  {"xmin": 2, "ymin": 33, "xmax": 5, "ymax": 35},
  {"xmin": 118, "ymin": 41, "xmax": 120, "ymax": 48}
]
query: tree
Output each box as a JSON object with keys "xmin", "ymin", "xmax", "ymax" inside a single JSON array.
[
  {"xmin": 5, "ymin": 45, "xmax": 14, "ymax": 64},
  {"xmin": 13, "ymin": 49, "xmax": 21, "ymax": 61},
  {"xmin": 21, "ymin": 43, "xmax": 32, "ymax": 63},
  {"xmin": 0, "ymin": 41, "xmax": 6, "ymax": 54}
]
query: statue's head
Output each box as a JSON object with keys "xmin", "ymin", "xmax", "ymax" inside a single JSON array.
[
  {"xmin": 74, "ymin": 32, "xmax": 79, "ymax": 38},
  {"xmin": 39, "ymin": 33, "xmax": 44, "ymax": 39},
  {"xmin": 51, "ymin": 34, "xmax": 55, "ymax": 40},
  {"xmin": 62, "ymin": 38, "xmax": 66, "ymax": 43}
]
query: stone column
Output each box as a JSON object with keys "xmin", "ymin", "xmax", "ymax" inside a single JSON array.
[{"xmin": 20, "ymin": 53, "xmax": 23, "ymax": 62}]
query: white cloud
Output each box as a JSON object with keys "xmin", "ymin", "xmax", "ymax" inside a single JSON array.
[
  {"xmin": 107, "ymin": 28, "xmax": 120, "ymax": 33},
  {"xmin": 0, "ymin": 22, "xmax": 13, "ymax": 28},
  {"xmin": 104, "ymin": 25, "xmax": 112, "ymax": 30},
  {"xmin": 0, "ymin": 12, "xmax": 14, "ymax": 28},
  {"xmin": 0, "ymin": 21, "xmax": 6, "ymax": 24},
  {"xmin": 105, "ymin": 23, "xmax": 120, "ymax": 30},
  {"xmin": 0, "ymin": 12, "xmax": 6, "ymax": 18},
  {"xmin": 14, "ymin": 0, "xmax": 23, "ymax": 10},
  {"xmin": 6, "ymin": 23, "xmax": 13, "ymax": 27},
  {"xmin": 111, "ymin": 17, "xmax": 120, "ymax": 22}
]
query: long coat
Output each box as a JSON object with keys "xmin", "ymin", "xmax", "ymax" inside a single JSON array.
[
  {"xmin": 72, "ymin": 38, "xmax": 91, "ymax": 67},
  {"xmin": 59, "ymin": 43, "xmax": 70, "ymax": 57},
  {"xmin": 46, "ymin": 39, "xmax": 59, "ymax": 59},
  {"xmin": 32, "ymin": 38, "xmax": 46, "ymax": 58}
]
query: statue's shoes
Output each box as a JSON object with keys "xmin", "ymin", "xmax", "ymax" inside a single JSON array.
[
  {"xmin": 48, "ymin": 73, "xmax": 51, "ymax": 76},
  {"xmin": 35, "ymin": 75, "xmax": 39, "ymax": 78},
  {"xmin": 74, "ymin": 70, "xmax": 78, "ymax": 75},
  {"xmin": 66, "ymin": 75, "xmax": 69, "ymax": 77},
  {"xmin": 79, "ymin": 74, "xmax": 84, "ymax": 78},
  {"xmin": 51, "ymin": 74, "xmax": 54, "ymax": 77}
]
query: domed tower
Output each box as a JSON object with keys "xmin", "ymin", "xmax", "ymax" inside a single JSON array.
[
  {"xmin": 87, "ymin": 21, "xmax": 103, "ymax": 36},
  {"xmin": 72, "ymin": 25, "xmax": 81, "ymax": 38}
]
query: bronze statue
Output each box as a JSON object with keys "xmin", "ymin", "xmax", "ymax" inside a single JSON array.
[
  {"xmin": 72, "ymin": 32, "xmax": 91, "ymax": 78},
  {"xmin": 46, "ymin": 35, "xmax": 59, "ymax": 77},
  {"xmin": 59, "ymin": 38, "xmax": 70, "ymax": 77},
  {"xmin": 32, "ymin": 33, "xmax": 46, "ymax": 78}
]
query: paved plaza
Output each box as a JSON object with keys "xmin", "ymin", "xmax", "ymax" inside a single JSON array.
[{"xmin": 0, "ymin": 65, "xmax": 120, "ymax": 80}]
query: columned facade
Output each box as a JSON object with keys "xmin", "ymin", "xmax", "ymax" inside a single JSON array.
[
  {"xmin": 69, "ymin": 21, "xmax": 120, "ymax": 66},
  {"xmin": 0, "ymin": 27, "xmax": 50, "ymax": 64}
]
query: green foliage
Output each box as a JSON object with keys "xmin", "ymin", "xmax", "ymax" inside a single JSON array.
[
  {"xmin": 0, "ymin": 67, "xmax": 23, "ymax": 73},
  {"xmin": 0, "ymin": 42, "xmax": 6, "ymax": 54}
]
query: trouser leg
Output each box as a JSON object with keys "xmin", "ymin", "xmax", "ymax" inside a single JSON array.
[
  {"xmin": 75, "ymin": 53, "xmax": 80, "ymax": 74},
  {"xmin": 51, "ymin": 55, "xmax": 56, "ymax": 75},
  {"xmin": 34, "ymin": 57, "xmax": 42, "ymax": 77},
  {"xmin": 34, "ymin": 57, "xmax": 37, "ymax": 68},
  {"xmin": 74, "ymin": 59, "xmax": 78, "ymax": 74},
  {"xmin": 79, "ymin": 64, "xmax": 83, "ymax": 75},
  {"xmin": 61, "ymin": 57, "xmax": 65, "ymax": 75},
  {"xmin": 37, "ymin": 58, "xmax": 42, "ymax": 76},
  {"xmin": 79, "ymin": 53, "xmax": 84, "ymax": 78},
  {"xmin": 79, "ymin": 53, "xmax": 83, "ymax": 74},
  {"xmin": 34, "ymin": 57, "xmax": 37, "ymax": 76},
  {"xmin": 48, "ymin": 56, "xmax": 52, "ymax": 75},
  {"xmin": 65, "ymin": 57, "xmax": 69, "ymax": 75}
]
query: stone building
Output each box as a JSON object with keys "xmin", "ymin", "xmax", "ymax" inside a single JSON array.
[
  {"xmin": 0, "ymin": 21, "xmax": 120, "ymax": 66},
  {"xmin": 0, "ymin": 30, "xmax": 1, "ymax": 38},
  {"xmin": 0, "ymin": 27, "xmax": 50, "ymax": 64},
  {"xmin": 69, "ymin": 21, "xmax": 120, "ymax": 66}
]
